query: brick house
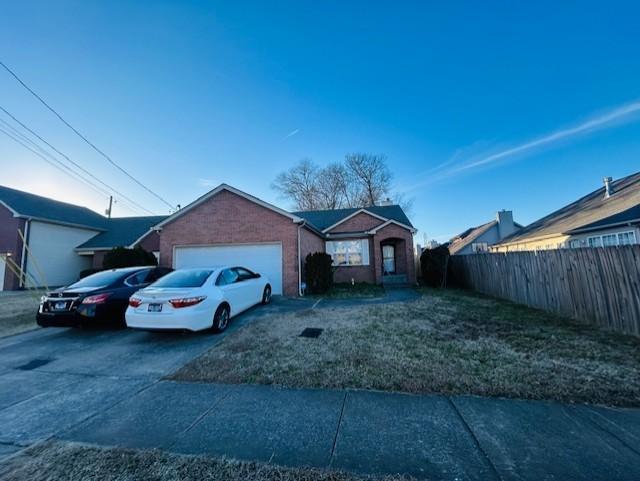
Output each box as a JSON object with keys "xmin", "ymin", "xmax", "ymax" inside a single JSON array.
[
  {"xmin": 152, "ymin": 184, "xmax": 416, "ymax": 296},
  {"xmin": 1, "ymin": 183, "xmax": 416, "ymax": 295}
]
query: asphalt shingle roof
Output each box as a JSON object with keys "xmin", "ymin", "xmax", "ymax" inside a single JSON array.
[
  {"xmin": 0, "ymin": 184, "xmax": 108, "ymax": 230},
  {"xmin": 500, "ymin": 171, "xmax": 640, "ymax": 244},
  {"xmin": 448, "ymin": 220, "xmax": 497, "ymax": 255},
  {"xmin": 76, "ymin": 216, "xmax": 167, "ymax": 250},
  {"xmin": 293, "ymin": 205, "xmax": 413, "ymax": 231}
]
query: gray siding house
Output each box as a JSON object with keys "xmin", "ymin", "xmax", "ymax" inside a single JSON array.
[{"xmin": 448, "ymin": 210, "xmax": 521, "ymax": 255}]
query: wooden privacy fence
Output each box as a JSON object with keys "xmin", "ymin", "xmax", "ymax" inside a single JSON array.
[{"xmin": 449, "ymin": 246, "xmax": 640, "ymax": 336}]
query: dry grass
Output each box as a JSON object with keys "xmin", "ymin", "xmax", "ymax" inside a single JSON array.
[
  {"xmin": 171, "ymin": 288, "xmax": 640, "ymax": 407},
  {"xmin": 0, "ymin": 290, "xmax": 42, "ymax": 338},
  {"xmin": 0, "ymin": 440, "xmax": 414, "ymax": 481}
]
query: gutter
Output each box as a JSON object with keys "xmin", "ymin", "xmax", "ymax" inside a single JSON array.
[
  {"xmin": 297, "ymin": 220, "xmax": 306, "ymax": 297},
  {"xmin": 564, "ymin": 218, "xmax": 640, "ymax": 235}
]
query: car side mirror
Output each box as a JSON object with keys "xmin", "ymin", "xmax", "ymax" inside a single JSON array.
[{"xmin": 253, "ymin": 273, "xmax": 261, "ymax": 278}]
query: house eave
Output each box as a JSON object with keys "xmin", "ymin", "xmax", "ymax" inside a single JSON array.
[
  {"xmin": 154, "ymin": 184, "xmax": 303, "ymax": 230},
  {"xmin": 564, "ymin": 218, "xmax": 640, "ymax": 235},
  {"xmin": 321, "ymin": 208, "xmax": 390, "ymax": 233},
  {"xmin": 13, "ymin": 215, "xmax": 106, "ymax": 232}
]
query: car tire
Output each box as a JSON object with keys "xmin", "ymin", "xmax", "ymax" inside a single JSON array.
[
  {"xmin": 261, "ymin": 285, "xmax": 272, "ymax": 305},
  {"xmin": 212, "ymin": 304, "xmax": 230, "ymax": 333}
]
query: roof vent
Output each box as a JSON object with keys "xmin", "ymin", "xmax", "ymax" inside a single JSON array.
[{"xmin": 603, "ymin": 177, "xmax": 614, "ymax": 198}]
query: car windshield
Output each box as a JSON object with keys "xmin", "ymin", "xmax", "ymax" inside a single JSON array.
[
  {"xmin": 67, "ymin": 270, "xmax": 126, "ymax": 289},
  {"xmin": 150, "ymin": 269, "xmax": 213, "ymax": 288}
]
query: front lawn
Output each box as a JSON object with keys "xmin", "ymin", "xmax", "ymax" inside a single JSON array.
[
  {"xmin": 0, "ymin": 290, "xmax": 42, "ymax": 338},
  {"xmin": 0, "ymin": 441, "xmax": 411, "ymax": 481},
  {"xmin": 171, "ymin": 288, "xmax": 640, "ymax": 407}
]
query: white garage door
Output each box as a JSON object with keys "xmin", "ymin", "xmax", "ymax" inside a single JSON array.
[{"xmin": 174, "ymin": 243, "xmax": 283, "ymax": 295}]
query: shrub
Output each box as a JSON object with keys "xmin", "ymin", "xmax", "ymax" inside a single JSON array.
[
  {"xmin": 304, "ymin": 252, "xmax": 333, "ymax": 294},
  {"xmin": 102, "ymin": 246, "xmax": 158, "ymax": 269},
  {"xmin": 420, "ymin": 245, "xmax": 450, "ymax": 287}
]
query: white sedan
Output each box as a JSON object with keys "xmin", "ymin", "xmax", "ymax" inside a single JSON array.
[{"xmin": 125, "ymin": 266, "xmax": 271, "ymax": 332}]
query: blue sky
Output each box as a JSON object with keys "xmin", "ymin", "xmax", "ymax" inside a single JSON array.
[{"xmin": 1, "ymin": 1, "xmax": 640, "ymax": 242}]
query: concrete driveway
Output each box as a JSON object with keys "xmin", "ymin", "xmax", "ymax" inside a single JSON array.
[{"xmin": 0, "ymin": 296, "xmax": 312, "ymax": 453}]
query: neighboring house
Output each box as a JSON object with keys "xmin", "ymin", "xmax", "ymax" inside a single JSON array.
[
  {"xmin": 153, "ymin": 184, "xmax": 416, "ymax": 296},
  {"xmin": 448, "ymin": 210, "xmax": 521, "ymax": 255},
  {"xmin": 492, "ymin": 172, "xmax": 640, "ymax": 252},
  {"xmin": 0, "ymin": 185, "xmax": 163, "ymax": 290},
  {"xmin": 75, "ymin": 216, "xmax": 166, "ymax": 267},
  {"xmin": 1, "ymin": 183, "xmax": 416, "ymax": 296}
]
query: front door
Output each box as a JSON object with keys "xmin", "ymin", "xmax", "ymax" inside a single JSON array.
[{"xmin": 382, "ymin": 245, "xmax": 395, "ymax": 274}]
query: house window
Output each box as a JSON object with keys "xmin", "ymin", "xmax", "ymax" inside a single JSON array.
[
  {"xmin": 602, "ymin": 234, "xmax": 617, "ymax": 247},
  {"xmin": 618, "ymin": 231, "xmax": 636, "ymax": 245},
  {"xmin": 569, "ymin": 239, "xmax": 582, "ymax": 249},
  {"xmin": 587, "ymin": 236, "xmax": 602, "ymax": 248},
  {"xmin": 471, "ymin": 242, "xmax": 489, "ymax": 253},
  {"xmin": 326, "ymin": 239, "xmax": 369, "ymax": 266}
]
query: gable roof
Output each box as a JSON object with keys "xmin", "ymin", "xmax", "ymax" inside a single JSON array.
[
  {"xmin": 293, "ymin": 205, "xmax": 413, "ymax": 232},
  {"xmin": 76, "ymin": 216, "xmax": 167, "ymax": 251},
  {"xmin": 0, "ymin": 184, "xmax": 108, "ymax": 230},
  {"xmin": 499, "ymin": 171, "xmax": 640, "ymax": 245},
  {"xmin": 448, "ymin": 220, "xmax": 497, "ymax": 254},
  {"xmin": 154, "ymin": 184, "xmax": 303, "ymax": 229}
]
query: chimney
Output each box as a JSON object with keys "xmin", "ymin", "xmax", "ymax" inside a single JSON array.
[
  {"xmin": 496, "ymin": 210, "xmax": 516, "ymax": 239},
  {"xmin": 379, "ymin": 197, "xmax": 393, "ymax": 206},
  {"xmin": 603, "ymin": 177, "xmax": 614, "ymax": 198}
]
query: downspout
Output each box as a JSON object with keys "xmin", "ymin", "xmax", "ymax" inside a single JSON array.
[
  {"xmin": 297, "ymin": 220, "xmax": 306, "ymax": 296},
  {"xmin": 19, "ymin": 219, "xmax": 30, "ymax": 289}
]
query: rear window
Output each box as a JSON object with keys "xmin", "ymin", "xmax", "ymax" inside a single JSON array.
[
  {"xmin": 68, "ymin": 270, "xmax": 126, "ymax": 289},
  {"xmin": 151, "ymin": 269, "xmax": 213, "ymax": 288}
]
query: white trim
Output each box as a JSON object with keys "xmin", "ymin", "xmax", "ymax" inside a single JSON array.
[
  {"xmin": 14, "ymin": 215, "xmax": 105, "ymax": 232},
  {"xmin": 154, "ymin": 184, "xmax": 303, "ymax": 230},
  {"xmin": 366, "ymin": 219, "xmax": 417, "ymax": 234},
  {"xmin": 127, "ymin": 228, "xmax": 156, "ymax": 249},
  {"xmin": 322, "ymin": 209, "xmax": 389, "ymax": 233},
  {"xmin": 0, "ymin": 199, "xmax": 19, "ymax": 216},
  {"xmin": 326, "ymin": 238, "xmax": 370, "ymax": 266}
]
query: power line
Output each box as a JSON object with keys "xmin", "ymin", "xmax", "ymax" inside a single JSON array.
[
  {"xmin": 0, "ymin": 118, "xmax": 147, "ymax": 216},
  {"xmin": 0, "ymin": 126, "xmax": 124, "ymax": 205},
  {"xmin": 0, "ymin": 60, "xmax": 175, "ymax": 210},
  {"xmin": 0, "ymin": 106, "xmax": 156, "ymax": 215}
]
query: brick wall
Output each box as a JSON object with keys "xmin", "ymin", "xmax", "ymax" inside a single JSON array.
[
  {"xmin": 333, "ymin": 238, "xmax": 376, "ymax": 283},
  {"xmin": 0, "ymin": 204, "xmax": 25, "ymax": 290},
  {"xmin": 158, "ymin": 190, "xmax": 301, "ymax": 296},
  {"xmin": 137, "ymin": 231, "xmax": 160, "ymax": 253},
  {"xmin": 328, "ymin": 211, "xmax": 384, "ymax": 234},
  {"xmin": 373, "ymin": 223, "xmax": 416, "ymax": 283}
]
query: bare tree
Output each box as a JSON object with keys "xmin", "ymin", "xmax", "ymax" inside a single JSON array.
[
  {"xmin": 271, "ymin": 158, "xmax": 320, "ymax": 211},
  {"xmin": 273, "ymin": 154, "xmax": 406, "ymax": 212},
  {"xmin": 344, "ymin": 153, "xmax": 392, "ymax": 206},
  {"xmin": 316, "ymin": 163, "xmax": 348, "ymax": 209}
]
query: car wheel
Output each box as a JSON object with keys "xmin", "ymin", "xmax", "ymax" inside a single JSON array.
[
  {"xmin": 212, "ymin": 304, "xmax": 230, "ymax": 333},
  {"xmin": 261, "ymin": 285, "xmax": 272, "ymax": 305}
]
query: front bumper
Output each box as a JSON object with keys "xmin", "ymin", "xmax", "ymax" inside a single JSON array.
[
  {"xmin": 126, "ymin": 308, "xmax": 213, "ymax": 332},
  {"xmin": 36, "ymin": 311, "xmax": 81, "ymax": 327},
  {"xmin": 37, "ymin": 303, "xmax": 123, "ymax": 327}
]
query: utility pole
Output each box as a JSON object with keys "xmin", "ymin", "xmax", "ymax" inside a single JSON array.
[{"xmin": 105, "ymin": 196, "xmax": 113, "ymax": 218}]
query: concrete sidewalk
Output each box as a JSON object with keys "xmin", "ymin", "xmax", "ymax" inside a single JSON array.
[{"xmin": 49, "ymin": 381, "xmax": 640, "ymax": 481}]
